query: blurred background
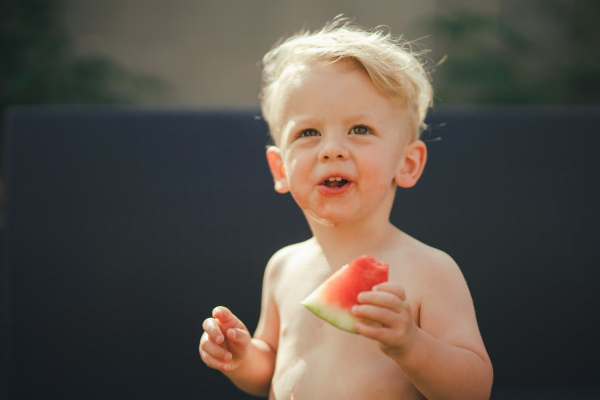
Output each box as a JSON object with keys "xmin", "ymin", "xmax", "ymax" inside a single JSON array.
[
  {"xmin": 2, "ymin": 1, "xmax": 599, "ymax": 398},
  {"xmin": 1, "ymin": 0, "xmax": 598, "ymax": 217},
  {"xmin": 3, "ymin": 0, "xmax": 600, "ymax": 109}
]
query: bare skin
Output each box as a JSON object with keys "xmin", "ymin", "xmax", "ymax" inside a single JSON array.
[{"xmin": 200, "ymin": 62, "xmax": 493, "ymax": 399}]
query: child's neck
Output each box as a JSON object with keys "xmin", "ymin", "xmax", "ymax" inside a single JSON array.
[{"xmin": 307, "ymin": 216, "xmax": 400, "ymax": 270}]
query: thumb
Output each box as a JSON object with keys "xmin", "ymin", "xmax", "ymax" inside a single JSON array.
[{"xmin": 227, "ymin": 327, "xmax": 251, "ymax": 349}]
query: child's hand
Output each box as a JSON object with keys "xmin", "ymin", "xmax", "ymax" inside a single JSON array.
[
  {"xmin": 200, "ymin": 306, "xmax": 252, "ymax": 372},
  {"xmin": 352, "ymin": 282, "xmax": 418, "ymax": 358}
]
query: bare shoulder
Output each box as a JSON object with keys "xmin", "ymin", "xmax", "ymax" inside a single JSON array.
[
  {"xmin": 400, "ymin": 233, "xmax": 490, "ymax": 361},
  {"xmin": 399, "ymin": 233, "xmax": 465, "ymax": 286},
  {"xmin": 264, "ymin": 238, "xmax": 318, "ymax": 282}
]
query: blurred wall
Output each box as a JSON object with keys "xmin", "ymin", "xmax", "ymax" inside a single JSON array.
[
  {"xmin": 58, "ymin": 0, "xmax": 600, "ymax": 107},
  {"xmin": 61, "ymin": 0, "xmax": 482, "ymax": 107}
]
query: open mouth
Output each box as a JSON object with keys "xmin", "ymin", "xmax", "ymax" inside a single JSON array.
[{"xmin": 321, "ymin": 177, "xmax": 349, "ymax": 189}]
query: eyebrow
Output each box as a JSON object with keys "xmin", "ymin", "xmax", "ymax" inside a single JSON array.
[{"xmin": 288, "ymin": 112, "xmax": 382, "ymax": 127}]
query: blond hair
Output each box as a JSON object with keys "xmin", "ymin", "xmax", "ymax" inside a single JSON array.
[{"xmin": 260, "ymin": 17, "xmax": 434, "ymax": 142}]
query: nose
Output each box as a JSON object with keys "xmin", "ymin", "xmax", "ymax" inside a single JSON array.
[{"xmin": 318, "ymin": 134, "xmax": 349, "ymax": 161}]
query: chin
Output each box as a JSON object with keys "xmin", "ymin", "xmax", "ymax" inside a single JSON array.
[{"xmin": 304, "ymin": 210, "xmax": 358, "ymax": 229}]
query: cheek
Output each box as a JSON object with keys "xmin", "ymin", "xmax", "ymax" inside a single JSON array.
[
  {"xmin": 284, "ymin": 160, "xmax": 309, "ymax": 196},
  {"xmin": 361, "ymin": 156, "xmax": 398, "ymax": 191}
]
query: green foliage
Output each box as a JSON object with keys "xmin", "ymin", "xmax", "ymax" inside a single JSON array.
[
  {"xmin": 425, "ymin": 0, "xmax": 600, "ymax": 104},
  {"xmin": 0, "ymin": 0, "xmax": 165, "ymax": 110}
]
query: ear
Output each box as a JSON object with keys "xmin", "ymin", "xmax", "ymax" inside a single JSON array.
[
  {"xmin": 395, "ymin": 140, "xmax": 427, "ymax": 188},
  {"xmin": 266, "ymin": 146, "xmax": 290, "ymax": 194}
]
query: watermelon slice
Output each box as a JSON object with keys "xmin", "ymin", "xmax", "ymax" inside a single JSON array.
[{"xmin": 300, "ymin": 254, "xmax": 389, "ymax": 333}]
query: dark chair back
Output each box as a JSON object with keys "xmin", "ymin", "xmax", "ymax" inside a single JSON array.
[{"xmin": 2, "ymin": 106, "xmax": 599, "ymax": 399}]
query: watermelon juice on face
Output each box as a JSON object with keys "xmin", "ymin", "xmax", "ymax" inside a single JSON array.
[{"xmin": 266, "ymin": 61, "xmax": 411, "ymax": 230}]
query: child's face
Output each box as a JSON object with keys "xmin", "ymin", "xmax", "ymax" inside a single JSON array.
[{"xmin": 267, "ymin": 62, "xmax": 417, "ymax": 227}]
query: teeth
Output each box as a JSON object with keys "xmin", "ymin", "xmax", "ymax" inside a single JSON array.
[{"xmin": 327, "ymin": 177, "xmax": 343, "ymax": 181}]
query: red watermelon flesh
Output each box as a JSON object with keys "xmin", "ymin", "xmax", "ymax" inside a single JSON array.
[{"xmin": 300, "ymin": 254, "xmax": 389, "ymax": 333}]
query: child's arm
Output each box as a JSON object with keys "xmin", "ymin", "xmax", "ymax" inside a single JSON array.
[
  {"xmin": 352, "ymin": 255, "xmax": 493, "ymax": 400},
  {"xmin": 200, "ymin": 306, "xmax": 277, "ymax": 396},
  {"xmin": 199, "ymin": 259, "xmax": 281, "ymax": 396}
]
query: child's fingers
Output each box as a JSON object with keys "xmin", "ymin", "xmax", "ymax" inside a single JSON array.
[
  {"xmin": 199, "ymin": 343, "xmax": 232, "ymax": 372},
  {"xmin": 353, "ymin": 284, "xmax": 418, "ymax": 352},
  {"xmin": 228, "ymin": 327, "xmax": 251, "ymax": 344},
  {"xmin": 355, "ymin": 315, "xmax": 419, "ymax": 356},
  {"xmin": 353, "ymin": 303, "xmax": 403, "ymax": 327},
  {"xmin": 200, "ymin": 332, "xmax": 232, "ymax": 363},
  {"xmin": 354, "ymin": 320, "xmax": 388, "ymax": 339},
  {"xmin": 354, "ymin": 320, "xmax": 403, "ymax": 349},
  {"xmin": 225, "ymin": 327, "xmax": 252, "ymax": 355},
  {"xmin": 212, "ymin": 306, "xmax": 235, "ymax": 322},
  {"xmin": 202, "ymin": 317, "xmax": 225, "ymax": 344},
  {"xmin": 357, "ymin": 288, "xmax": 406, "ymax": 313},
  {"xmin": 354, "ymin": 284, "xmax": 413, "ymax": 328},
  {"xmin": 353, "ymin": 304, "xmax": 415, "ymax": 342},
  {"xmin": 199, "ymin": 331, "xmax": 232, "ymax": 372},
  {"xmin": 372, "ymin": 282, "xmax": 406, "ymax": 300},
  {"xmin": 213, "ymin": 306, "xmax": 247, "ymax": 332}
]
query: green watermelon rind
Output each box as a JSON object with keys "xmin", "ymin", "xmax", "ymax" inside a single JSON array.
[
  {"xmin": 300, "ymin": 289, "xmax": 359, "ymax": 334},
  {"xmin": 300, "ymin": 254, "xmax": 389, "ymax": 334}
]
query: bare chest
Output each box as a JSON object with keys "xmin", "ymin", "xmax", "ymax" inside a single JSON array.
[{"xmin": 269, "ymin": 263, "xmax": 424, "ymax": 400}]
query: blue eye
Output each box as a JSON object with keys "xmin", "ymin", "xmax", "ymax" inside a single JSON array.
[
  {"xmin": 351, "ymin": 126, "xmax": 370, "ymax": 135},
  {"xmin": 299, "ymin": 129, "xmax": 320, "ymax": 138}
]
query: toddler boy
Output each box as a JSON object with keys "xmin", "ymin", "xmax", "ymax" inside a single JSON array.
[{"xmin": 200, "ymin": 18, "xmax": 493, "ymax": 400}]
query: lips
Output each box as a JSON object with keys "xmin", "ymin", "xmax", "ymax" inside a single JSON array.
[{"xmin": 321, "ymin": 176, "xmax": 349, "ymax": 189}]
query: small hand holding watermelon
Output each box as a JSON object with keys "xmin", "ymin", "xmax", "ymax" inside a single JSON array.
[
  {"xmin": 300, "ymin": 254, "xmax": 389, "ymax": 333},
  {"xmin": 352, "ymin": 281, "xmax": 419, "ymax": 358},
  {"xmin": 200, "ymin": 306, "xmax": 252, "ymax": 372}
]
